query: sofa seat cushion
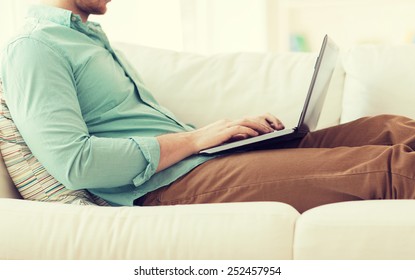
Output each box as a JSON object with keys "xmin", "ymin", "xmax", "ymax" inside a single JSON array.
[
  {"xmin": 294, "ymin": 200, "xmax": 415, "ymax": 260},
  {"xmin": 0, "ymin": 199, "xmax": 299, "ymax": 259}
]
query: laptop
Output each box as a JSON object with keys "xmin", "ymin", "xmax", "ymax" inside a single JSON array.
[{"xmin": 199, "ymin": 35, "xmax": 339, "ymax": 155}]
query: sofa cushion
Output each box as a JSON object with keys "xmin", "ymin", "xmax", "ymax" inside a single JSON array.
[
  {"xmin": 341, "ymin": 44, "xmax": 415, "ymax": 123},
  {"xmin": 0, "ymin": 80, "xmax": 108, "ymax": 205},
  {"xmin": 0, "ymin": 199, "xmax": 299, "ymax": 259}
]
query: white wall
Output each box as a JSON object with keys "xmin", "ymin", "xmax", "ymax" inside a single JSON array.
[
  {"xmin": 0, "ymin": 0, "xmax": 32, "ymax": 48},
  {"xmin": 0, "ymin": 0, "xmax": 269, "ymax": 54},
  {"xmin": 90, "ymin": 0, "xmax": 184, "ymax": 52},
  {"xmin": 2, "ymin": 0, "xmax": 415, "ymax": 54},
  {"xmin": 275, "ymin": 0, "xmax": 415, "ymax": 52},
  {"xmin": 180, "ymin": 0, "xmax": 269, "ymax": 54},
  {"xmin": 91, "ymin": 0, "xmax": 269, "ymax": 54}
]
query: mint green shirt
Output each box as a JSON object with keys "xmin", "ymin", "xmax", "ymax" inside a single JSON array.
[{"xmin": 0, "ymin": 5, "xmax": 213, "ymax": 206}]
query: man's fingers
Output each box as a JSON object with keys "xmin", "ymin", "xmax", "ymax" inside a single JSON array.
[
  {"xmin": 263, "ymin": 113, "xmax": 285, "ymax": 130},
  {"xmin": 223, "ymin": 113, "xmax": 285, "ymax": 142},
  {"xmin": 228, "ymin": 125, "xmax": 259, "ymax": 137},
  {"xmin": 230, "ymin": 119, "xmax": 273, "ymax": 134}
]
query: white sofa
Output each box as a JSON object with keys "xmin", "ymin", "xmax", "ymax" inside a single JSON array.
[{"xmin": 1, "ymin": 42, "xmax": 415, "ymax": 260}]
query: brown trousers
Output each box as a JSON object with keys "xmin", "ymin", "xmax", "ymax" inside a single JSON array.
[{"xmin": 137, "ymin": 115, "xmax": 415, "ymax": 213}]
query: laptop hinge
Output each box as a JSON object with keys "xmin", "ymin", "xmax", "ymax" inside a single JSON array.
[{"xmin": 295, "ymin": 126, "xmax": 310, "ymax": 135}]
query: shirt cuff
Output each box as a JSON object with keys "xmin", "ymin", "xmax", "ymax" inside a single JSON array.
[{"xmin": 130, "ymin": 136, "xmax": 160, "ymax": 187}]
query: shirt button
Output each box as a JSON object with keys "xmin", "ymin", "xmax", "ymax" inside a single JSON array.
[{"xmin": 71, "ymin": 16, "xmax": 77, "ymax": 22}]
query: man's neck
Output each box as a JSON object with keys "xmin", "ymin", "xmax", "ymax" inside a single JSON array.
[{"xmin": 41, "ymin": 0, "xmax": 90, "ymax": 22}]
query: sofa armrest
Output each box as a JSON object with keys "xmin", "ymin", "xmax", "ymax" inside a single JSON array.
[{"xmin": 0, "ymin": 199, "xmax": 299, "ymax": 260}]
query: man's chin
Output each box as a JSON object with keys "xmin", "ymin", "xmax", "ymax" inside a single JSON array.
[{"xmin": 91, "ymin": 6, "xmax": 108, "ymax": 16}]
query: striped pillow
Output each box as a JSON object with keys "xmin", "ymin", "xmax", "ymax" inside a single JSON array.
[{"xmin": 0, "ymin": 80, "xmax": 109, "ymax": 206}]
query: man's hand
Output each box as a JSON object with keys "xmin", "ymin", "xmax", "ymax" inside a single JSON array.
[
  {"xmin": 156, "ymin": 113, "xmax": 284, "ymax": 172},
  {"xmin": 189, "ymin": 113, "xmax": 285, "ymax": 152}
]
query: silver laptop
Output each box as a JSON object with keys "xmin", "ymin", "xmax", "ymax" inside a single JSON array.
[{"xmin": 200, "ymin": 35, "xmax": 339, "ymax": 155}]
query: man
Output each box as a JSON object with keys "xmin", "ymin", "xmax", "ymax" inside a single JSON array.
[{"xmin": 1, "ymin": 0, "xmax": 415, "ymax": 213}]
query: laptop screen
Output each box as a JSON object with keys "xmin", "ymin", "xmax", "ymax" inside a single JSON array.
[{"xmin": 297, "ymin": 35, "xmax": 339, "ymax": 132}]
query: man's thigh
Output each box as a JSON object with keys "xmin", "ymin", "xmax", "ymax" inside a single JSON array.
[{"xmin": 139, "ymin": 145, "xmax": 415, "ymax": 212}]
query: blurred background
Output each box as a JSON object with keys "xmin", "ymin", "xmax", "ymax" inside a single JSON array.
[{"xmin": 1, "ymin": 0, "xmax": 415, "ymax": 54}]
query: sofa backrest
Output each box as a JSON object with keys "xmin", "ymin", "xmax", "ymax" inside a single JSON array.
[
  {"xmin": 117, "ymin": 42, "xmax": 415, "ymax": 131},
  {"xmin": 115, "ymin": 43, "xmax": 345, "ymax": 130}
]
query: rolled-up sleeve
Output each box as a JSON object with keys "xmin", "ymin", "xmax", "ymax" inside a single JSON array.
[
  {"xmin": 1, "ymin": 38, "xmax": 160, "ymax": 190},
  {"xmin": 130, "ymin": 136, "xmax": 160, "ymax": 186}
]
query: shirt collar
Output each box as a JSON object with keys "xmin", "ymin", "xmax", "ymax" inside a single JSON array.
[
  {"xmin": 27, "ymin": 4, "xmax": 102, "ymax": 31},
  {"xmin": 27, "ymin": 4, "xmax": 73, "ymax": 27}
]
